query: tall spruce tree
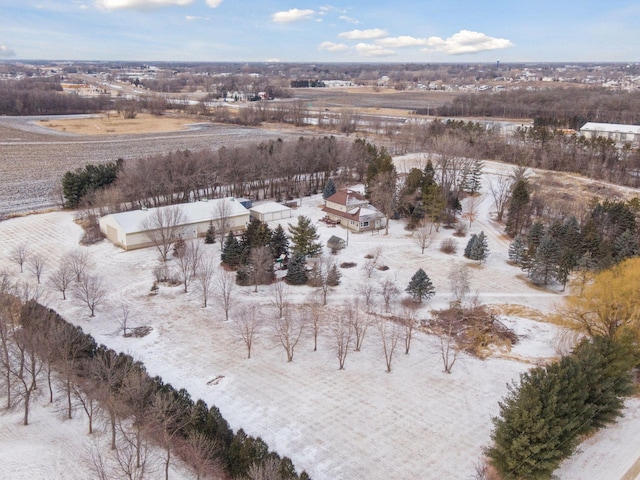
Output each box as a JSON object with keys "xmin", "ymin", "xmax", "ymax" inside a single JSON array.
[
  {"xmin": 289, "ymin": 216, "xmax": 322, "ymax": 257},
  {"xmin": 508, "ymin": 234, "xmax": 528, "ymax": 266},
  {"xmin": 505, "ymin": 178, "xmax": 531, "ymax": 237},
  {"xmin": 322, "ymin": 178, "xmax": 337, "ymax": 199},
  {"xmin": 270, "ymin": 224, "xmax": 290, "ymax": 261},
  {"xmin": 465, "ymin": 231, "xmax": 489, "ymax": 262},
  {"xmin": 221, "ymin": 232, "xmax": 242, "ymax": 268},
  {"xmin": 285, "ymin": 253, "xmax": 308, "ymax": 285},
  {"xmin": 405, "ymin": 268, "xmax": 435, "ymax": 303},
  {"xmin": 528, "ymin": 234, "xmax": 560, "ymax": 285}
]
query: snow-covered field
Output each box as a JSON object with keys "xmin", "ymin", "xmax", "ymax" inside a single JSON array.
[{"xmin": 1, "ymin": 159, "xmax": 639, "ymax": 479}]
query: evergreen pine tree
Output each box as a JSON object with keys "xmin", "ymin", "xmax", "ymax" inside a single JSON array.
[
  {"xmin": 322, "ymin": 178, "xmax": 337, "ymax": 199},
  {"xmin": 526, "ymin": 221, "xmax": 545, "ymax": 256},
  {"xmin": 221, "ymin": 232, "xmax": 242, "ymax": 268},
  {"xmin": 270, "ymin": 224, "xmax": 290, "ymax": 261},
  {"xmin": 529, "ymin": 234, "xmax": 560, "ymax": 285},
  {"xmin": 327, "ymin": 263, "xmax": 342, "ymax": 286},
  {"xmin": 508, "ymin": 234, "xmax": 527, "ymax": 266},
  {"xmin": 465, "ymin": 159, "xmax": 483, "ymax": 194},
  {"xmin": 465, "ymin": 231, "xmax": 489, "ymax": 262},
  {"xmin": 288, "ymin": 216, "xmax": 323, "ymax": 257},
  {"xmin": 405, "ymin": 268, "xmax": 435, "ymax": 303},
  {"xmin": 285, "ymin": 253, "xmax": 308, "ymax": 285},
  {"xmin": 613, "ymin": 229, "xmax": 638, "ymax": 261},
  {"xmin": 505, "ymin": 178, "xmax": 531, "ymax": 237},
  {"xmin": 205, "ymin": 221, "xmax": 216, "ymax": 244}
]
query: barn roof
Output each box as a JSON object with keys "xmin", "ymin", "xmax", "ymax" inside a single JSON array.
[
  {"xmin": 580, "ymin": 122, "xmax": 640, "ymax": 134},
  {"xmin": 102, "ymin": 198, "xmax": 249, "ymax": 234},
  {"xmin": 250, "ymin": 202, "xmax": 292, "ymax": 214}
]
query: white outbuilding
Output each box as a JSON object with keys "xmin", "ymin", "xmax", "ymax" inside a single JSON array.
[
  {"xmin": 249, "ymin": 202, "xmax": 292, "ymax": 223},
  {"xmin": 579, "ymin": 122, "xmax": 640, "ymax": 144},
  {"xmin": 99, "ymin": 198, "xmax": 250, "ymax": 251}
]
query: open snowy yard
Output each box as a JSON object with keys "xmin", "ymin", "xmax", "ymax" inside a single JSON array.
[{"xmin": 1, "ymin": 162, "xmax": 639, "ymax": 479}]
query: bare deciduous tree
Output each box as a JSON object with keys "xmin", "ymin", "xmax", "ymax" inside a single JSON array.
[
  {"xmin": 10, "ymin": 243, "xmax": 30, "ymax": 273},
  {"xmin": 176, "ymin": 241, "xmax": 202, "ymax": 294},
  {"xmin": 141, "ymin": 205, "xmax": 186, "ymax": 262},
  {"xmin": 74, "ymin": 274, "xmax": 106, "ymax": 317},
  {"xmin": 63, "ymin": 249, "xmax": 91, "ymax": 282},
  {"xmin": 27, "ymin": 253, "xmax": 47, "ymax": 284},
  {"xmin": 488, "ymin": 174, "xmax": 513, "ymax": 222},
  {"xmin": 377, "ymin": 317, "xmax": 401, "ymax": 373},
  {"xmin": 150, "ymin": 390, "xmax": 192, "ymax": 480},
  {"xmin": 378, "ymin": 278, "xmax": 400, "ymax": 313},
  {"xmin": 213, "ymin": 198, "xmax": 232, "ymax": 250},
  {"xmin": 195, "ymin": 252, "xmax": 216, "ymax": 308},
  {"xmin": 448, "ymin": 261, "xmax": 471, "ymax": 306},
  {"xmin": 348, "ymin": 300, "xmax": 369, "ymax": 352},
  {"xmin": 414, "ymin": 220, "xmax": 435, "ymax": 254},
  {"xmin": 358, "ymin": 283, "xmax": 376, "ymax": 312},
  {"xmin": 270, "ymin": 280, "xmax": 289, "ymax": 318},
  {"xmin": 181, "ymin": 431, "xmax": 220, "ymax": 480},
  {"xmin": 401, "ymin": 307, "xmax": 418, "ymax": 355},
  {"xmin": 330, "ymin": 311, "xmax": 353, "ymax": 370},
  {"xmin": 49, "ymin": 263, "xmax": 74, "ymax": 300},
  {"xmin": 214, "ymin": 269, "xmax": 236, "ymax": 321},
  {"xmin": 234, "ymin": 305, "xmax": 260, "ymax": 359},
  {"xmin": 248, "ymin": 456, "xmax": 281, "ymax": 480},
  {"xmin": 272, "ymin": 306, "xmax": 304, "ymax": 362},
  {"xmin": 248, "ymin": 245, "xmax": 274, "ymax": 293},
  {"xmin": 304, "ymin": 300, "xmax": 323, "ymax": 352},
  {"xmin": 434, "ymin": 317, "xmax": 460, "ymax": 374},
  {"xmin": 462, "ymin": 195, "xmax": 482, "ymax": 228}
]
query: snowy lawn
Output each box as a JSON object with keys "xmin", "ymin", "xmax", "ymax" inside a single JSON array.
[{"xmin": 1, "ymin": 160, "xmax": 639, "ymax": 479}]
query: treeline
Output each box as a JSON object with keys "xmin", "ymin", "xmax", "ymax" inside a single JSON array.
[
  {"xmin": 0, "ymin": 77, "xmax": 109, "ymax": 115},
  {"xmin": 64, "ymin": 137, "xmax": 382, "ymax": 213},
  {"xmin": 488, "ymin": 335, "xmax": 636, "ymax": 479},
  {"xmin": 0, "ymin": 289, "xmax": 310, "ymax": 479},
  {"xmin": 430, "ymin": 87, "xmax": 640, "ymax": 127},
  {"xmin": 393, "ymin": 119, "xmax": 640, "ymax": 188},
  {"xmin": 508, "ymin": 195, "xmax": 640, "ymax": 285}
]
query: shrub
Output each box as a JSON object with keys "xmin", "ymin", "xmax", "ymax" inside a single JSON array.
[
  {"xmin": 440, "ymin": 238, "xmax": 457, "ymax": 254},
  {"xmin": 340, "ymin": 262, "xmax": 357, "ymax": 268}
]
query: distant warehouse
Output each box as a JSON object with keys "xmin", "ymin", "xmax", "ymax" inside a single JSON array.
[
  {"xmin": 99, "ymin": 198, "xmax": 249, "ymax": 251},
  {"xmin": 579, "ymin": 122, "xmax": 640, "ymax": 145}
]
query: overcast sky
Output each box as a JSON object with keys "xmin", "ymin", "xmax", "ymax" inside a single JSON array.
[{"xmin": 1, "ymin": 0, "xmax": 639, "ymax": 63}]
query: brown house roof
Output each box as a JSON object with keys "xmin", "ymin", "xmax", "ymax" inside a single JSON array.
[{"xmin": 325, "ymin": 189, "xmax": 367, "ymax": 207}]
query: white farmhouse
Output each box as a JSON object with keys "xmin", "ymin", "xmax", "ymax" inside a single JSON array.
[
  {"xmin": 322, "ymin": 189, "xmax": 384, "ymax": 233},
  {"xmin": 99, "ymin": 198, "xmax": 249, "ymax": 251},
  {"xmin": 580, "ymin": 122, "xmax": 640, "ymax": 144}
]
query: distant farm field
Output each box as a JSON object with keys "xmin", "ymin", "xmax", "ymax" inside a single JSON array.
[{"xmin": 0, "ymin": 116, "xmax": 307, "ymax": 218}]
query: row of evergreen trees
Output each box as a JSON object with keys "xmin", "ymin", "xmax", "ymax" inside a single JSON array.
[
  {"xmin": 488, "ymin": 335, "xmax": 636, "ymax": 479},
  {"xmin": 19, "ymin": 300, "xmax": 310, "ymax": 479},
  {"xmin": 508, "ymin": 199, "xmax": 639, "ymax": 286},
  {"xmin": 221, "ymin": 216, "xmax": 324, "ymax": 286},
  {"xmin": 61, "ymin": 160, "xmax": 122, "ymax": 208}
]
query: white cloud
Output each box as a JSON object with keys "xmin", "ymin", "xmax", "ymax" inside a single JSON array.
[
  {"xmin": 271, "ymin": 8, "xmax": 315, "ymax": 24},
  {"xmin": 355, "ymin": 43, "xmax": 394, "ymax": 57},
  {"xmin": 186, "ymin": 15, "xmax": 209, "ymax": 21},
  {"xmin": 376, "ymin": 36, "xmax": 428, "ymax": 48},
  {"xmin": 204, "ymin": 0, "xmax": 222, "ymax": 7},
  {"xmin": 266, "ymin": 58, "xmax": 281, "ymax": 63},
  {"xmin": 96, "ymin": 0, "xmax": 192, "ymax": 9},
  {"xmin": 339, "ymin": 28, "xmax": 387, "ymax": 40},
  {"xmin": 0, "ymin": 45, "xmax": 16, "ymax": 58},
  {"xmin": 339, "ymin": 15, "xmax": 359, "ymax": 24},
  {"xmin": 423, "ymin": 30, "xmax": 513, "ymax": 55},
  {"xmin": 318, "ymin": 41, "xmax": 349, "ymax": 52}
]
